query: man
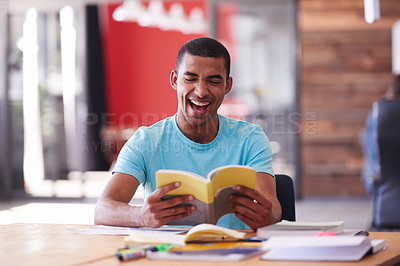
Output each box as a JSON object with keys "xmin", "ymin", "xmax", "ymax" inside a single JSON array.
[{"xmin": 94, "ymin": 37, "xmax": 281, "ymax": 230}]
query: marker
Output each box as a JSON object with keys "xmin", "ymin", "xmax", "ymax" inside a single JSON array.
[
  {"xmin": 115, "ymin": 249, "xmax": 145, "ymax": 261},
  {"xmin": 115, "ymin": 249, "xmax": 146, "ymax": 261},
  {"xmin": 149, "ymin": 244, "xmax": 175, "ymax": 252},
  {"xmin": 115, "ymin": 244, "xmax": 174, "ymax": 261}
]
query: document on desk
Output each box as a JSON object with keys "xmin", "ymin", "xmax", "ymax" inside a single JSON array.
[
  {"xmin": 257, "ymin": 220, "xmax": 344, "ymax": 238},
  {"xmin": 260, "ymin": 236, "xmax": 386, "ymax": 261},
  {"xmin": 68, "ymin": 225, "xmax": 188, "ymax": 236}
]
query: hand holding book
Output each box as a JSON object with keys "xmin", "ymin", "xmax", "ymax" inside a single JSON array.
[
  {"xmin": 230, "ymin": 184, "xmax": 274, "ymax": 231},
  {"xmin": 139, "ymin": 182, "xmax": 196, "ymax": 228},
  {"xmin": 156, "ymin": 165, "xmax": 257, "ymax": 226}
]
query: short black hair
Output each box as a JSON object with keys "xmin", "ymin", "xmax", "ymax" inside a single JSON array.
[{"xmin": 175, "ymin": 37, "xmax": 231, "ymax": 79}]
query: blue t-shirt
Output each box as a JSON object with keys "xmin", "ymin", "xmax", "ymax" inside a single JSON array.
[{"xmin": 113, "ymin": 114, "xmax": 274, "ymax": 229}]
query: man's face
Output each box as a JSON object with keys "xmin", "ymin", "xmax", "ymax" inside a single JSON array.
[{"xmin": 170, "ymin": 53, "xmax": 232, "ymax": 128}]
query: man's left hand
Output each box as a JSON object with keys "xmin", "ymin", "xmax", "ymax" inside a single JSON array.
[{"xmin": 230, "ymin": 185, "xmax": 274, "ymax": 231}]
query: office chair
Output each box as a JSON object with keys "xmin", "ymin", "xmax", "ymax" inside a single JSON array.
[
  {"xmin": 373, "ymin": 99, "xmax": 400, "ymax": 229},
  {"xmin": 275, "ymin": 174, "xmax": 296, "ymax": 221}
]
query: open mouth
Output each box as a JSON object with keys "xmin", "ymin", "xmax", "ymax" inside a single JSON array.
[{"xmin": 189, "ymin": 99, "xmax": 210, "ymax": 114}]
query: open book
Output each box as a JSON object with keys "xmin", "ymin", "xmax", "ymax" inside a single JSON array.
[
  {"xmin": 126, "ymin": 223, "xmax": 252, "ymax": 246},
  {"xmin": 156, "ymin": 165, "xmax": 256, "ymax": 225}
]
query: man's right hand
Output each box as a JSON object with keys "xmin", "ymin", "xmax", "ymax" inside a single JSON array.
[
  {"xmin": 138, "ymin": 182, "xmax": 196, "ymax": 228},
  {"xmin": 94, "ymin": 173, "xmax": 195, "ymax": 228}
]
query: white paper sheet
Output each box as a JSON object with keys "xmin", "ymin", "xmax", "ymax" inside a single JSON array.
[{"xmin": 68, "ymin": 225, "xmax": 188, "ymax": 235}]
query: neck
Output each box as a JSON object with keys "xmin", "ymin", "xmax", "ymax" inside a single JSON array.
[{"xmin": 176, "ymin": 114, "xmax": 219, "ymax": 144}]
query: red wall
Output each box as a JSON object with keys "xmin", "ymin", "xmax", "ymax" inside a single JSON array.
[{"xmin": 100, "ymin": 1, "xmax": 206, "ymax": 128}]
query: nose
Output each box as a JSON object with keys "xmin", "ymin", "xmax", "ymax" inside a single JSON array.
[{"xmin": 194, "ymin": 80, "xmax": 208, "ymax": 98}]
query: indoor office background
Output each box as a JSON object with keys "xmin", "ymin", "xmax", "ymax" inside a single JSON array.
[{"xmin": 0, "ymin": 0, "xmax": 399, "ymax": 230}]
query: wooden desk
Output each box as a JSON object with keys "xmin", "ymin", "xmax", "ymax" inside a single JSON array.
[{"xmin": 1, "ymin": 223, "xmax": 400, "ymax": 266}]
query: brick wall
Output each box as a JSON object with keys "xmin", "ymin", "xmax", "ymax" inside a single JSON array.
[{"xmin": 299, "ymin": 0, "xmax": 400, "ymax": 196}]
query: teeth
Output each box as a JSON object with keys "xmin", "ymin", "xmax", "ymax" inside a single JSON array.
[{"xmin": 191, "ymin": 100, "xmax": 209, "ymax": 106}]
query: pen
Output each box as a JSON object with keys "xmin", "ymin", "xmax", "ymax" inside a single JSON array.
[{"xmin": 354, "ymin": 230, "xmax": 369, "ymax": 236}]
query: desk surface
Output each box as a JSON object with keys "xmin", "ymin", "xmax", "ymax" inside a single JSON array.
[{"xmin": 1, "ymin": 223, "xmax": 400, "ymax": 266}]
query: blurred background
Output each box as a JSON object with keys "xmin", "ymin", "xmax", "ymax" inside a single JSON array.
[{"xmin": 0, "ymin": 0, "xmax": 399, "ymax": 230}]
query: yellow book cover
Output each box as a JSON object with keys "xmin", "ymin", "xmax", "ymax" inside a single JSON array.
[{"xmin": 156, "ymin": 165, "xmax": 256, "ymax": 225}]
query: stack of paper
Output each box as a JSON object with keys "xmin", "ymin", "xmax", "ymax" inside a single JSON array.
[
  {"xmin": 257, "ymin": 220, "xmax": 344, "ymax": 238},
  {"xmin": 260, "ymin": 236, "xmax": 386, "ymax": 261}
]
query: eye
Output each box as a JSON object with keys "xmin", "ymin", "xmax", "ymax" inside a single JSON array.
[
  {"xmin": 184, "ymin": 77, "xmax": 196, "ymax": 82},
  {"xmin": 209, "ymin": 80, "xmax": 221, "ymax": 85}
]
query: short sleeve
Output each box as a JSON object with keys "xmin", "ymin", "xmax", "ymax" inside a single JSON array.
[
  {"xmin": 112, "ymin": 127, "xmax": 150, "ymax": 184},
  {"xmin": 246, "ymin": 126, "xmax": 274, "ymax": 177}
]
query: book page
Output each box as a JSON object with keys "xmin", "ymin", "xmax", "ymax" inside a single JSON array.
[
  {"xmin": 207, "ymin": 165, "xmax": 253, "ymax": 181},
  {"xmin": 157, "ymin": 169, "xmax": 206, "ymax": 182},
  {"xmin": 126, "ymin": 230, "xmax": 186, "ymax": 245},
  {"xmin": 184, "ymin": 223, "xmax": 247, "ymax": 243},
  {"xmin": 209, "ymin": 166, "xmax": 256, "ymax": 196}
]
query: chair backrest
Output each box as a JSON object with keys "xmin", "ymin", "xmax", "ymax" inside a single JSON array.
[
  {"xmin": 374, "ymin": 99, "xmax": 400, "ymax": 228},
  {"xmin": 377, "ymin": 99, "xmax": 400, "ymax": 181},
  {"xmin": 275, "ymin": 174, "xmax": 296, "ymax": 221}
]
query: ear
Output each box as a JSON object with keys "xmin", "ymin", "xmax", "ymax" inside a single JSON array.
[
  {"xmin": 170, "ymin": 70, "xmax": 178, "ymax": 91},
  {"xmin": 225, "ymin": 77, "xmax": 233, "ymax": 95}
]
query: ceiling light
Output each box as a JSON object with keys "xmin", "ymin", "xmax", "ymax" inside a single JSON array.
[{"xmin": 364, "ymin": 0, "xmax": 380, "ymax": 24}]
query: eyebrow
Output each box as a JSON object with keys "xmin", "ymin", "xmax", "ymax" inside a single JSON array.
[
  {"xmin": 183, "ymin": 71, "xmax": 223, "ymax": 80},
  {"xmin": 208, "ymin": 74, "xmax": 223, "ymax": 80},
  {"xmin": 183, "ymin": 71, "xmax": 198, "ymax": 77}
]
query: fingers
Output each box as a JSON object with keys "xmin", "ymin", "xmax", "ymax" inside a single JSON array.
[
  {"xmin": 153, "ymin": 204, "xmax": 196, "ymax": 221},
  {"xmin": 140, "ymin": 182, "xmax": 197, "ymax": 227},
  {"xmin": 148, "ymin": 182, "xmax": 195, "ymax": 210},
  {"xmin": 147, "ymin": 182, "xmax": 181, "ymax": 203},
  {"xmin": 148, "ymin": 194, "xmax": 195, "ymax": 214},
  {"xmin": 230, "ymin": 186, "xmax": 273, "ymax": 231},
  {"xmin": 234, "ymin": 212, "xmax": 258, "ymax": 231},
  {"xmin": 233, "ymin": 185, "xmax": 270, "ymax": 207},
  {"xmin": 144, "ymin": 200, "xmax": 196, "ymax": 228},
  {"xmin": 143, "ymin": 207, "xmax": 194, "ymax": 228}
]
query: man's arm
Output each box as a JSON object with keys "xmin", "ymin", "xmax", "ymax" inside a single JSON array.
[
  {"xmin": 230, "ymin": 172, "xmax": 282, "ymax": 231},
  {"xmin": 94, "ymin": 172, "xmax": 196, "ymax": 228}
]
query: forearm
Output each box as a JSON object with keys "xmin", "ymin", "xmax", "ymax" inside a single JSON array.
[
  {"xmin": 271, "ymin": 198, "xmax": 282, "ymax": 224},
  {"xmin": 95, "ymin": 179, "xmax": 195, "ymax": 228},
  {"xmin": 94, "ymin": 198, "xmax": 143, "ymax": 227}
]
